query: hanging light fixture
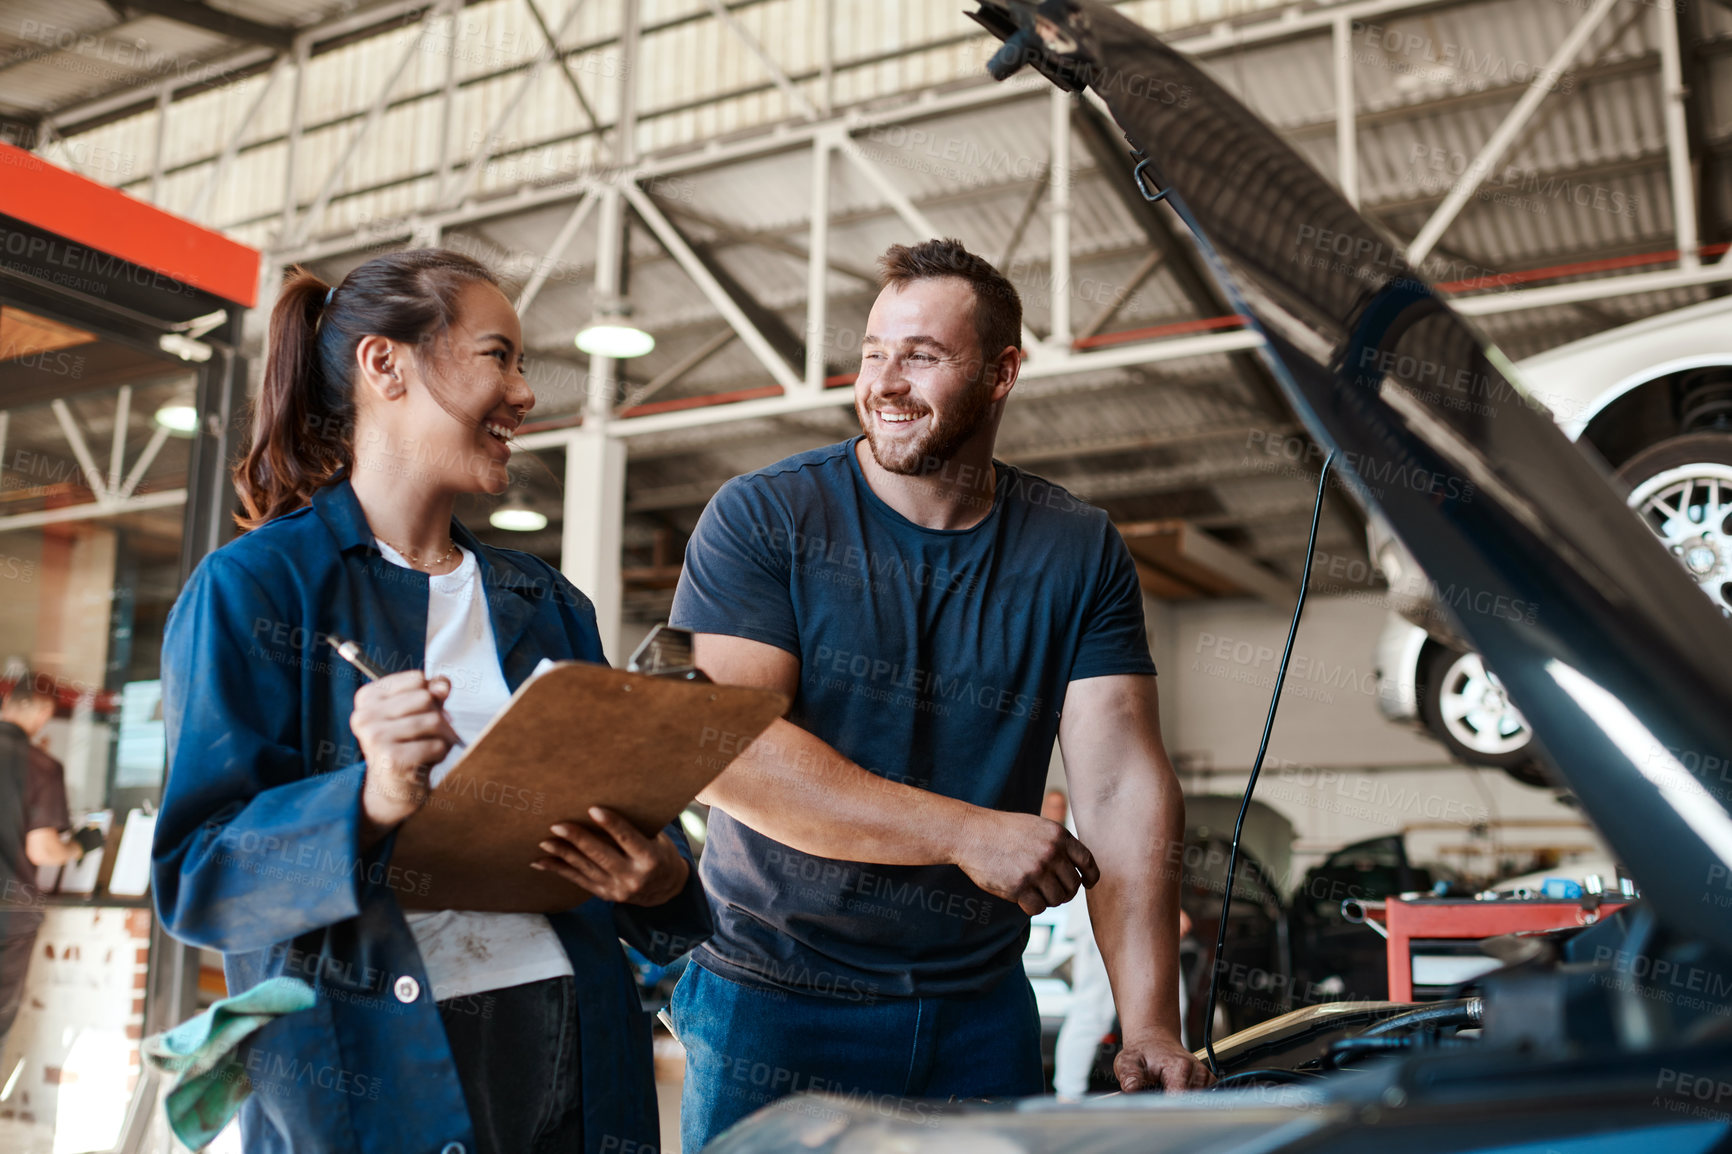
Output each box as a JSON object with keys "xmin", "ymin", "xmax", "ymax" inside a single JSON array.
[
  {"xmin": 489, "ymin": 491, "xmax": 548, "ymax": 532},
  {"xmin": 575, "ymin": 301, "xmax": 654, "ymax": 359},
  {"xmin": 153, "ymin": 403, "xmax": 199, "ymax": 436}
]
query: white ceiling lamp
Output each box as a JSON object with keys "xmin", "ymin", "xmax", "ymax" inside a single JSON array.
[
  {"xmin": 157, "ymin": 310, "xmax": 226, "ymax": 364},
  {"xmin": 489, "ymin": 492, "xmax": 548, "ymax": 532},
  {"xmin": 575, "ymin": 302, "xmax": 655, "ymax": 359},
  {"xmin": 158, "ymin": 333, "xmax": 212, "ymax": 362},
  {"xmin": 153, "ymin": 404, "xmax": 200, "ymax": 436}
]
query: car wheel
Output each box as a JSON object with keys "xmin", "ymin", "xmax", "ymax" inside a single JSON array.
[
  {"xmin": 1418, "ymin": 646, "xmax": 1551, "ymax": 787},
  {"xmin": 1616, "ymin": 432, "xmax": 1732, "ymax": 616}
]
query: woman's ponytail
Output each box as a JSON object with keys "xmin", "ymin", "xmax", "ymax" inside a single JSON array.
[
  {"xmin": 231, "ymin": 249, "xmax": 497, "ymax": 531},
  {"xmin": 233, "ymin": 268, "xmax": 355, "ymax": 530}
]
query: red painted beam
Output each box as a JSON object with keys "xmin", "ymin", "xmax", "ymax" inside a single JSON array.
[{"xmin": 0, "ymin": 142, "xmax": 259, "ymax": 306}]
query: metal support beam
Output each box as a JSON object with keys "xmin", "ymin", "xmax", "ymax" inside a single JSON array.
[
  {"xmin": 621, "ymin": 327, "xmax": 737, "ymax": 410},
  {"xmin": 189, "ymin": 54, "xmax": 284, "ymax": 223},
  {"xmin": 1049, "ymin": 89, "xmax": 1073, "ymax": 348},
  {"xmin": 268, "ymin": 82, "xmax": 1055, "ymax": 267},
  {"xmin": 0, "ymin": 489, "xmax": 187, "ymax": 533},
  {"xmin": 1007, "ymin": 422, "xmax": 1294, "ymax": 467},
  {"xmin": 836, "ymin": 135, "xmax": 1044, "ymax": 354},
  {"xmin": 1175, "ymin": 0, "xmax": 1515, "ymax": 55},
  {"xmin": 703, "ymin": 0, "xmax": 818, "ymax": 120},
  {"xmin": 524, "ymin": 0, "xmax": 601, "ymax": 136},
  {"xmin": 442, "ymin": 0, "xmax": 590, "ymax": 210},
  {"xmin": 1071, "ymin": 103, "xmax": 1240, "ymax": 336},
  {"xmin": 1407, "ymin": 0, "xmax": 1621, "ymax": 266},
  {"xmin": 292, "ymin": 18, "xmax": 435, "ymax": 245},
  {"xmin": 1333, "ymin": 12, "xmax": 1359, "ymax": 208},
  {"xmin": 1450, "ymin": 258, "xmax": 1732, "ymax": 314},
  {"xmin": 562, "ymin": 426, "xmax": 626, "ymax": 660},
  {"xmin": 622, "ymin": 181, "xmax": 804, "ymax": 391},
  {"xmin": 51, "ymin": 400, "xmax": 109, "ymax": 501},
  {"xmin": 108, "ymin": 385, "xmax": 130, "ymax": 494},
  {"xmin": 149, "ymin": 83, "xmax": 171, "ymax": 204},
  {"xmin": 819, "ymin": 0, "xmax": 835, "ymax": 116},
  {"xmin": 588, "ymin": 185, "xmax": 624, "ymax": 416},
  {"xmin": 116, "ymin": 0, "xmax": 294, "ymax": 51},
  {"xmin": 661, "ymin": 201, "xmax": 877, "ymax": 283},
  {"xmin": 515, "ymin": 190, "xmax": 600, "ymax": 317},
  {"xmin": 279, "ymin": 35, "xmax": 309, "ymax": 240},
  {"xmin": 605, "ymin": 328, "xmax": 1267, "ymax": 438},
  {"xmin": 1657, "ymin": 0, "xmax": 1700, "ymax": 270},
  {"xmin": 1075, "ymin": 250, "xmax": 1164, "ymax": 343},
  {"xmin": 436, "ymin": 0, "xmax": 460, "ymax": 192},
  {"xmin": 48, "ymin": 0, "xmax": 1450, "ymax": 138},
  {"xmin": 805, "ymin": 136, "xmax": 832, "ymax": 390},
  {"xmin": 617, "ymin": 0, "xmax": 640, "ymax": 166},
  {"xmin": 120, "ymin": 424, "xmax": 173, "ymax": 500},
  {"xmin": 995, "ymin": 163, "xmax": 1049, "ymax": 270}
]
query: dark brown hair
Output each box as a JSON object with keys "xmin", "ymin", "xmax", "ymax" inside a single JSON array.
[
  {"xmin": 877, "ymin": 238, "xmax": 1022, "ymax": 365},
  {"xmin": 233, "ymin": 249, "xmax": 500, "ymax": 530},
  {"xmin": 1, "ymin": 671, "xmax": 49, "ymax": 708}
]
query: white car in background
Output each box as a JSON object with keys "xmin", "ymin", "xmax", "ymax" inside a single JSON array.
[{"xmin": 1374, "ymin": 295, "xmax": 1732, "ymax": 786}]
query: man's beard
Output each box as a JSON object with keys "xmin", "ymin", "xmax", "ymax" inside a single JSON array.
[{"xmin": 858, "ymin": 380, "xmax": 995, "ymax": 477}]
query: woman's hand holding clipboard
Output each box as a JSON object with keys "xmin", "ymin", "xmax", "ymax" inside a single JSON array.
[
  {"xmin": 388, "ymin": 647, "xmax": 789, "ymax": 914},
  {"xmin": 533, "ymin": 806, "xmax": 691, "ymax": 907}
]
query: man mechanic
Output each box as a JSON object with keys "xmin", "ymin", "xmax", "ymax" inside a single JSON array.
[{"xmin": 669, "ymin": 238, "xmax": 1210, "ymax": 1150}]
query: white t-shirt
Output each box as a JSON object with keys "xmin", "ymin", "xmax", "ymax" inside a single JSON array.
[{"xmin": 375, "ymin": 538, "xmax": 574, "ymax": 1002}]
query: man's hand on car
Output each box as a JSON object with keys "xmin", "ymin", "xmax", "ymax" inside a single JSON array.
[
  {"xmin": 1115, "ymin": 1030, "xmax": 1215, "ymax": 1092},
  {"xmin": 952, "ymin": 810, "xmax": 1099, "ymax": 914}
]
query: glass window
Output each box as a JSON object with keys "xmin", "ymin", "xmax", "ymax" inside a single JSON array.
[{"xmin": 0, "ymin": 298, "xmax": 196, "ymax": 1154}]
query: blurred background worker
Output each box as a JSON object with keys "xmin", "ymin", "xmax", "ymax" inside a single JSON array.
[
  {"xmin": 1052, "ymin": 836, "xmax": 1193, "ymax": 1102},
  {"xmin": 0, "ymin": 676, "xmax": 81, "ymax": 1051}
]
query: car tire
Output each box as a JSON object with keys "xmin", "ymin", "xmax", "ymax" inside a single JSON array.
[
  {"xmin": 1615, "ymin": 432, "xmax": 1732, "ymax": 617},
  {"xmin": 1417, "ymin": 645, "xmax": 1551, "ymax": 787}
]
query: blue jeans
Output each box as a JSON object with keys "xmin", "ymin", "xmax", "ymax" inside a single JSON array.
[{"xmin": 671, "ymin": 960, "xmax": 1043, "ymax": 1152}]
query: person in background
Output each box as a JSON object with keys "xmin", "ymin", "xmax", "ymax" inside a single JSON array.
[
  {"xmin": 1054, "ymin": 888, "xmax": 1192, "ymax": 1099},
  {"xmin": 0, "ymin": 676, "xmax": 79, "ymax": 1052}
]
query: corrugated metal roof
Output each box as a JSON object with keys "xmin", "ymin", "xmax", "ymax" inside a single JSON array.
[
  {"xmin": 11, "ymin": 0, "xmax": 1724, "ymax": 590},
  {"xmin": 0, "ymin": 0, "xmax": 357, "ymax": 118}
]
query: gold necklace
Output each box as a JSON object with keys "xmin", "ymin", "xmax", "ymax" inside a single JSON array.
[{"xmin": 379, "ymin": 535, "xmax": 459, "ymax": 570}]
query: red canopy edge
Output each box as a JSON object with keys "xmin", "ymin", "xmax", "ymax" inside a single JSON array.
[{"xmin": 0, "ymin": 141, "xmax": 260, "ymax": 308}]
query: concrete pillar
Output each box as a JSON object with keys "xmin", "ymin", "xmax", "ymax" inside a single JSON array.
[{"xmin": 561, "ymin": 425, "xmax": 626, "ymax": 662}]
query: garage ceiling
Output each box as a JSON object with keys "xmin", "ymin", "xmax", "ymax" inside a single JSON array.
[{"xmin": 4, "ymin": 0, "xmax": 1728, "ymax": 617}]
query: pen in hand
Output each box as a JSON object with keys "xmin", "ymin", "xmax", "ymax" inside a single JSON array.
[{"xmin": 327, "ymin": 635, "xmax": 466, "ymax": 750}]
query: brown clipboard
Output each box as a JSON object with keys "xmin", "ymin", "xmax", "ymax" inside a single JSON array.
[{"xmin": 391, "ymin": 662, "xmax": 787, "ymax": 912}]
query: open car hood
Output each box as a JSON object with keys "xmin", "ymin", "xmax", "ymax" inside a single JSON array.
[{"xmin": 969, "ymin": 0, "xmax": 1732, "ymax": 951}]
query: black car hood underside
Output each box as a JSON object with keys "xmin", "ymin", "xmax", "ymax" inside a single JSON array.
[{"xmin": 970, "ymin": 0, "xmax": 1732, "ymax": 953}]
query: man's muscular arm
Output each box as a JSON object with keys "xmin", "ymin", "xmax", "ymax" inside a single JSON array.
[
  {"xmin": 694, "ymin": 632, "xmax": 1097, "ymax": 913},
  {"xmin": 1059, "ymin": 674, "xmax": 1213, "ymax": 1092}
]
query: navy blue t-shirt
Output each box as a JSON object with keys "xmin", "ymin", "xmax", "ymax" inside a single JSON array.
[{"xmin": 670, "ymin": 437, "xmax": 1156, "ymax": 997}]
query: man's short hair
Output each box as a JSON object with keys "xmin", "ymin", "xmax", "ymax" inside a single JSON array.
[
  {"xmin": 877, "ymin": 239, "xmax": 1022, "ymax": 366},
  {"xmin": 2, "ymin": 672, "xmax": 48, "ymax": 709}
]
